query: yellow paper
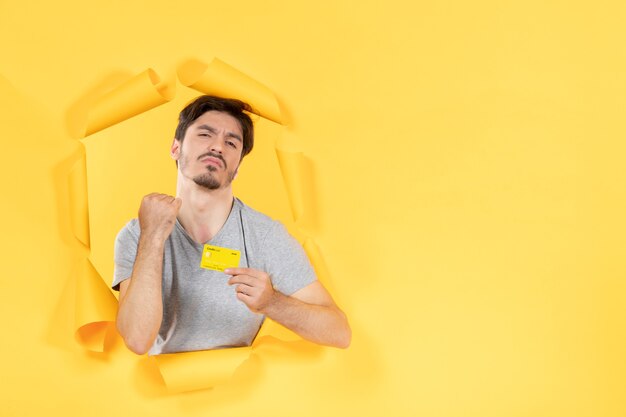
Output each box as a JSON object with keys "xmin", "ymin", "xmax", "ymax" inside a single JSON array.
[
  {"xmin": 178, "ymin": 58, "xmax": 284, "ymax": 124},
  {"xmin": 74, "ymin": 258, "xmax": 117, "ymax": 352},
  {"xmin": 83, "ymin": 69, "xmax": 174, "ymax": 137},
  {"xmin": 154, "ymin": 346, "xmax": 252, "ymax": 393},
  {"xmin": 275, "ymin": 139, "xmax": 317, "ymax": 234},
  {"xmin": 68, "ymin": 147, "xmax": 90, "ymax": 247},
  {"xmin": 275, "ymin": 148, "xmax": 306, "ymax": 223},
  {"xmin": 303, "ymin": 237, "xmax": 333, "ymax": 290},
  {"xmin": 3, "ymin": 2, "xmax": 626, "ymax": 415}
]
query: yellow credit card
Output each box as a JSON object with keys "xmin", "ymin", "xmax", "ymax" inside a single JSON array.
[{"xmin": 200, "ymin": 244, "xmax": 241, "ymax": 272}]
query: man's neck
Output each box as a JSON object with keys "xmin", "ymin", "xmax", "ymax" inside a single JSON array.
[{"xmin": 176, "ymin": 179, "xmax": 235, "ymax": 244}]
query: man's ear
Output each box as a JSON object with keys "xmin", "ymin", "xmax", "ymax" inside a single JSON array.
[{"xmin": 170, "ymin": 138, "xmax": 181, "ymax": 161}]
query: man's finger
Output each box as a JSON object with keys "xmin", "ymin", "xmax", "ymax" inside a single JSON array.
[
  {"xmin": 228, "ymin": 275, "xmax": 256, "ymax": 286},
  {"xmin": 236, "ymin": 291, "xmax": 253, "ymax": 304},
  {"xmin": 235, "ymin": 284, "xmax": 253, "ymax": 295},
  {"xmin": 225, "ymin": 267, "xmax": 264, "ymax": 277}
]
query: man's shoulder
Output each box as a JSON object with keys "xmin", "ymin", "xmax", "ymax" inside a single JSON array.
[
  {"xmin": 237, "ymin": 199, "xmax": 291, "ymax": 242},
  {"xmin": 116, "ymin": 218, "xmax": 141, "ymax": 242},
  {"xmin": 237, "ymin": 199, "xmax": 279, "ymax": 226}
]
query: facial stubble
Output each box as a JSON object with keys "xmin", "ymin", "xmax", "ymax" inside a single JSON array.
[{"xmin": 180, "ymin": 152, "xmax": 237, "ymax": 191}]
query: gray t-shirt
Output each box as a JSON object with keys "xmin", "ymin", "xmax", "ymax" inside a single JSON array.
[{"xmin": 113, "ymin": 198, "xmax": 316, "ymax": 355}]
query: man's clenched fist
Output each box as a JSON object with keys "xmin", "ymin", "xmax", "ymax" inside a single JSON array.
[{"xmin": 138, "ymin": 193, "xmax": 182, "ymax": 242}]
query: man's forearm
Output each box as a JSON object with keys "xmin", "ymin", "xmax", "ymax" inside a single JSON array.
[
  {"xmin": 263, "ymin": 293, "xmax": 351, "ymax": 348},
  {"xmin": 116, "ymin": 236, "xmax": 165, "ymax": 354}
]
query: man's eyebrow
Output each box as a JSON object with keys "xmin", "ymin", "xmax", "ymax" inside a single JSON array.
[
  {"xmin": 225, "ymin": 132, "xmax": 242, "ymax": 142},
  {"xmin": 197, "ymin": 124, "xmax": 242, "ymax": 142},
  {"xmin": 197, "ymin": 124, "xmax": 218, "ymax": 134}
]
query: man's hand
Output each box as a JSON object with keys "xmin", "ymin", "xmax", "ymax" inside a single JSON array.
[
  {"xmin": 226, "ymin": 268, "xmax": 277, "ymax": 314},
  {"xmin": 138, "ymin": 193, "xmax": 182, "ymax": 242}
]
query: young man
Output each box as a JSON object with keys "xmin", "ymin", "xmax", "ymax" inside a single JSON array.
[{"xmin": 113, "ymin": 95, "xmax": 351, "ymax": 355}]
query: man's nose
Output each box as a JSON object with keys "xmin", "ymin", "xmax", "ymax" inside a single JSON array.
[{"xmin": 209, "ymin": 137, "xmax": 223, "ymax": 153}]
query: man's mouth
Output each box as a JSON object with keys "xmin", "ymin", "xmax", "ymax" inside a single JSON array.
[{"xmin": 198, "ymin": 153, "xmax": 225, "ymax": 169}]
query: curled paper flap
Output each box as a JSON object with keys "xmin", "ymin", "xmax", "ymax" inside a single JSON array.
[
  {"xmin": 154, "ymin": 346, "xmax": 252, "ymax": 393},
  {"xmin": 303, "ymin": 238, "xmax": 328, "ymax": 283},
  {"xmin": 74, "ymin": 258, "xmax": 117, "ymax": 352},
  {"xmin": 152, "ymin": 327, "xmax": 314, "ymax": 393},
  {"xmin": 68, "ymin": 148, "xmax": 90, "ymax": 247},
  {"xmin": 303, "ymin": 238, "xmax": 334, "ymax": 291},
  {"xmin": 275, "ymin": 137, "xmax": 315, "ymax": 232},
  {"xmin": 152, "ymin": 321, "xmax": 289, "ymax": 393},
  {"xmin": 275, "ymin": 148, "xmax": 304, "ymax": 223},
  {"xmin": 178, "ymin": 58, "xmax": 284, "ymax": 125},
  {"xmin": 84, "ymin": 69, "xmax": 173, "ymax": 137}
]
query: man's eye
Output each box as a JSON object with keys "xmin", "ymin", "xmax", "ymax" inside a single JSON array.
[
  {"xmin": 227, "ymin": 141, "xmax": 237, "ymax": 148},
  {"xmin": 199, "ymin": 133, "xmax": 210, "ymax": 137}
]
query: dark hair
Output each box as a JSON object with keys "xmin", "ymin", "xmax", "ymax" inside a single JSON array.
[{"xmin": 175, "ymin": 95, "xmax": 254, "ymax": 159}]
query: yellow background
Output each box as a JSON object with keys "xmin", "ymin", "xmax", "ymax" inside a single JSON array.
[{"xmin": 1, "ymin": 1, "xmax": 626, "ymax": 416}]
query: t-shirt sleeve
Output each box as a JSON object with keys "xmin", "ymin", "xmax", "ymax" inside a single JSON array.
[
  {"xmin": 261, "ymin": 222, "xmax": 317, "ymax": 295},
  {"xmin": 112, "ymin": 220, "xmax": 140, "ymax": 291}
]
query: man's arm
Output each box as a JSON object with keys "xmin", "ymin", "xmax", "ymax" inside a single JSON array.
[
  {"xmin": 116, "ymin": 193, "xmax": 181, "ymax": 355},
  {"xmin": 226, "ymin": 268, "xmax": 351, "ymax": 348}
]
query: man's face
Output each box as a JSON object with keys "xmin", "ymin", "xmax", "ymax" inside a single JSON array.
[{"xmin": 171, "ymin": 111, "xmax": 244, "ymax": 190}]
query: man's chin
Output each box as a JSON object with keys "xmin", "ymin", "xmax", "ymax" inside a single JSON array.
[{"xmin": 193, "ymin": 173, "xmax": 221, "ymax": 190}]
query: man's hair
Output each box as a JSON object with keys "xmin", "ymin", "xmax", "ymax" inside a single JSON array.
[{"xmin": 174, "ymin": 95, "xmax": 254, "ymax": 159}]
